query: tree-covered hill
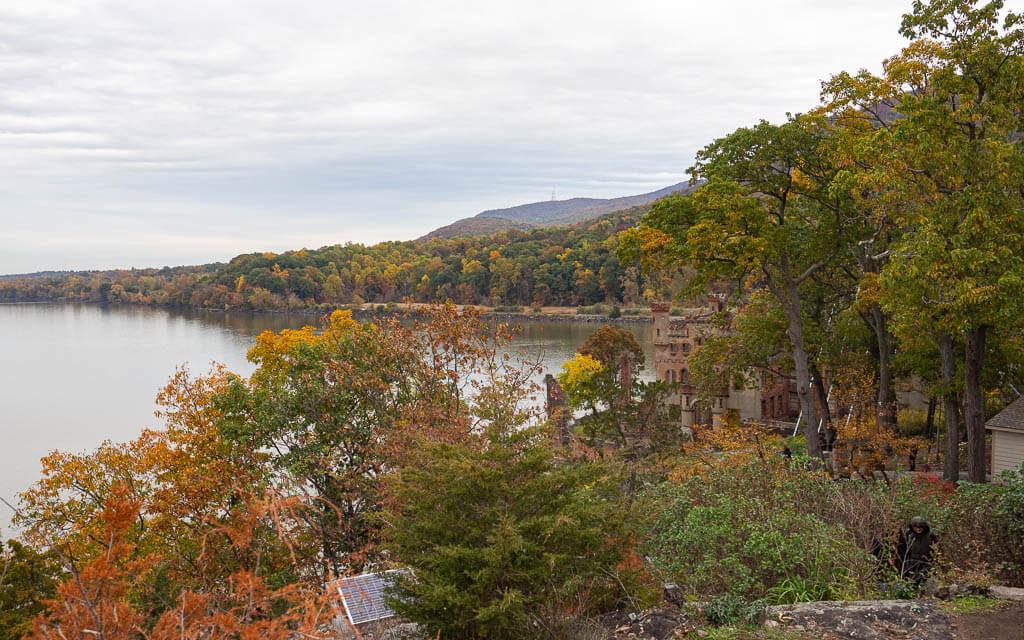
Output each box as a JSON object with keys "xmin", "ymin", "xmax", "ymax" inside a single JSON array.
[{"xmin": 0, "ymin": 206, "xmax": 672, "ymax": 310}]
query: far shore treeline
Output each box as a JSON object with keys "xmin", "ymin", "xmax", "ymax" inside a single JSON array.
[{"xmin": 0, "ymin": 205, "xmax": 681, "ymax": 311}]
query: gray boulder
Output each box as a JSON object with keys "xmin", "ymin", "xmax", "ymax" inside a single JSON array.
[
  {"xmin": 765, "ymin": 600, "xmax": 953, "ymax": 640},
  {"xmin": 989, "ymin": 585, "xmax": 1024, "ymax": 602}
]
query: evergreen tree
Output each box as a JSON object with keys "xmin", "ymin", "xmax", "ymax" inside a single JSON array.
[{"xmin": 379, "ymin": 424, "xmax": 638, "ymax": 640}]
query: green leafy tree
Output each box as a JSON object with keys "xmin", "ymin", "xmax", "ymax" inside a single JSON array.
[
  {"xmin": 621, "ymin": 116, "xmax": 849, "ymax": 458},
  {"xmin": 0, "ymin": 540, "xmax": 62, "ymax": 640},
  {"xmin": 823, "ymin": 0, "xmax": 1024, "ymax": 481},
  {"xmin": 686, "ymin": 290, "xmax": 792, "ymax": 404}
]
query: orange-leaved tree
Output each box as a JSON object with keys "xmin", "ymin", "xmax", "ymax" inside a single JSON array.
[
  {"xmin": 671, "ymin": 413, "xmax": 786, "ymax": 481},
  {"xmin": 15, "ymin": 365, "xmax": 316, "ymax": 624},
  {"xmin": 24, "ymin": 486, "xmax": 336, "ymax": 640},
  {"xmin": 829, "ymin": 364, "xmax": 927, "ymax": 480}
]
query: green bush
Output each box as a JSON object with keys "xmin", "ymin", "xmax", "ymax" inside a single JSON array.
[
  {"xmin": 650, "ymin": 457, "xmax": 1024, "ymax": 600},
  {"xmin": 647, "ymin": 463, "xmax": 872, "ymax": 601},
  {"xmin": 883, "ymin": 578, "xmax": 921, "ymax": 600},
  {"xmin": 937, "ymin": 463, "xmax": 1024, "ymax": 584},
  {"xmin": 644, "ymin": 454, "xmax": 1024, "ymax": 611},
  {"xmin": 646, "ymin": 461, "xmax": 878, "ymax": 602},
  {"xmin": 701, "ymin": 594, "xmax": 766, "ymax": 626},
  {"xmin": 649, "ymin": 495, "xmax": 863, "ymax": 600},
  {"xmin": 492, "ymin": 305, "xmax": 524, "ymax": 313}
]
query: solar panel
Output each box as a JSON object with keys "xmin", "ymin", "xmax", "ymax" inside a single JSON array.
[{"xmin": 332, "ymin": 570, "xmax": 407, "ymax": 626}]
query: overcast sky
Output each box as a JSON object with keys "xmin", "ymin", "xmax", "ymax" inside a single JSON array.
[{"xmin": 0, "ymin": 0, "xmax": 944, "ymax": 274}]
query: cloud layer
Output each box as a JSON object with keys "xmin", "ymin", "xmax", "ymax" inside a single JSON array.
[{"xmin": 0, "ymin": 0, "xmax": 912, "ymax": 273}]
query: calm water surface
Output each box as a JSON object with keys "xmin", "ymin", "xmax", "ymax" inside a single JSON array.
[{"xmin": 0, "ymin": 303, "xmax": 652, "ymax": 530}]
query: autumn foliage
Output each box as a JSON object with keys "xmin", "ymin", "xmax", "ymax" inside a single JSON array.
[
  {"xmin": 23, "ymin": 487, "xmax": 335, "ymax": 640},
  {"xmin": 828, "ymin": 365, "xmax": 927, "ymax": 479},
  {"xmin": 11, "ymin": 303, "xmax": 539, "ymax": 638}
]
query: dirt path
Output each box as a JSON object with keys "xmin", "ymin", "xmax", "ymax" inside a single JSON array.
[{"xmin": 948, "ymin": 603, "xmax": 1024, "ymax": 640}]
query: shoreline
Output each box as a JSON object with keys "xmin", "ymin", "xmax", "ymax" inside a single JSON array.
[{"xmin": 2, "ymin": 300, "xmax": 655, "ymax": 325}]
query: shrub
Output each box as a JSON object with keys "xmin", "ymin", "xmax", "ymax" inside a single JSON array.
[
  {"xmin": 646, "ymin": 463, "xmax": 873, "ymax": 601},
  {"xmin": 646, "ymin": 452, "xmax": 1024, "ymax": 606},
  {"xmin": 935, "ymin": 463, "xmax": 1024, "ymax": 585},
  {"xmin": 883, "ymin": 578, "xmax": 922, "ymax": 600},
  {"xmin": 701, "ymin": 594, "xmax": 766, "ymax": 626}
]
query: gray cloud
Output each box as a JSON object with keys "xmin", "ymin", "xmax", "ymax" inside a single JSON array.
[{"xmin": 0, "ymin": 0, "xmax": 914, "ymax": 273}]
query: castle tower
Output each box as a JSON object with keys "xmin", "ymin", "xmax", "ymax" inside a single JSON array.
[{"xmin": 651, "ymin": 302, "xmax": 670, "ymax": 347}]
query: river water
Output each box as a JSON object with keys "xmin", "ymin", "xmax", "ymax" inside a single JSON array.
[{"xmin": 0, "ymin": 303, "xmax": 653, "ymax": 531}]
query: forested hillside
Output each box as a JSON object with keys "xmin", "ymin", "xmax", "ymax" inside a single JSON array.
[{"xmin": 0, "ymin": 207, "xmax": 676, "ymax": 310}]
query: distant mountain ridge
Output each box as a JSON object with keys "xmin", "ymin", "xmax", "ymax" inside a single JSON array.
[
  {"xmin": 0, "ymin": 270, "xmax": 77, "ymax": 280},
  {"xmin": 420, "ymin": 181, "xmax": 697, "ymax": 240},
  {"xmin": 477, "ymin": 181, "xmax": 694, "ymax": 224}
]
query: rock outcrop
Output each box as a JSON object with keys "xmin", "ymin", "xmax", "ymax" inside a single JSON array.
[
  {"xmin": 765, "ymin": 600, "xmax": 954, "ymax": 640},
  {"xmin": 988, "ymin": 585, "xmax": 1024, "ymax": 602}
]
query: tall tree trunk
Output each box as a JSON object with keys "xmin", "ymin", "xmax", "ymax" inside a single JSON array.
[
  {"xmin": 812, "ymin": 369, "xmax": 834, "ymax": 448},
  {"xmin": 871, "ymin": 305, "xmax": 897, "ymax": 429},
  {"xmin": 964, "ymin": 325, "xmax": 988, "ymax": 483},
  {"xmin": 940, "ymin": 332, "xmax": 960, "ymax": 481},
  {"xmin": 925, "ymin": 397, "xmax": 937, "ymax": 440},
  {"xmin": 783, "ymin": 283, "xmax": 821, "ymax": 458}
]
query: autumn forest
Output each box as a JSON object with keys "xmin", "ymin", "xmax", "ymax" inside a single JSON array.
[{"xmin": 0, "ymin": 207, "xmax": 669, "ymax": 311}]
